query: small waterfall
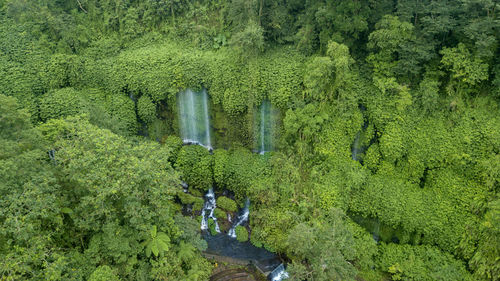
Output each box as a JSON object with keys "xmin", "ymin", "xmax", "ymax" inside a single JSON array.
[
  {"xmin": 202, "ymin": 89, "xmax": 212, "ymax": 148},
  {"xmin": 178, "ymin": 89, "xmax": 213, "ymax": 150},
  {"xmin": 268, "ymin": 264, "xmax": 289, "ymax": 281},
  {"xmin": 260, "ymin": 102, "xmax": 266, "ymax": 153},
  {"xmin": 228, "ymin": 198, "xmax": 250, "ymax": 238},
  {"xmin": 257, "ymin": 100, "xmax": 275, "ymax": 154},
  {"xmin": 352, "ymin": 132, "xmax": 361, "ymax": 161},
  {"xmin": 201, "ymin": 188, "xmax": 220, "ymax": 233}
]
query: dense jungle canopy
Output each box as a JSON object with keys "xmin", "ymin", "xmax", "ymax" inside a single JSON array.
[{"xmin": 0, "ymin": 0, "xmax": 499, "ymax": 280}]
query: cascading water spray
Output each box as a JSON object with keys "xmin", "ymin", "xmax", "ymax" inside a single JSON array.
[
  {"xmin": 178, "ymin": 89, "xmax": 213, "ymax": 151},
  {"xmin": 201, "ymin": 188, "xmax": 220, "ymax": 233},
  {"xmin": 260, "ymin": 101, "xmax": 266, "ymax": 154},
  {"xmin": 352, "ymin": 131, "xmax": 361, "ymax": 161},
  {"xmin": 228, "ymin": 198, "xmax": 250, "ymax": 238},
  {"xmin": 256, "ymin": 100, "xmax": 278, "ymax": 154},
  {"xmin": 268, "ymin": 264, "xmax": 289, "ymax": 281}
]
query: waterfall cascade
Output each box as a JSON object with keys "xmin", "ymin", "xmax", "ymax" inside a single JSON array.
[
  {"xmin": 200, "ymin": 188, "xmax": 220, "ymax": 233},
  {"xmin": 257, "ymin": 100, "xmax": 276, "ymax": 154},
  {"xmin": 228, "ymin": 198, "xmax": 250, "ymax": 238},
  {"xmin": 268, "ymin": 264, "xmax": 289, "ymax": 281},
  {"xmin": 178, "ymin": 89, "xmax": 213, "ymax": 150},
  {"xmin": 352, "ymin": 132, "xmax": 361, "ymax": 161}
]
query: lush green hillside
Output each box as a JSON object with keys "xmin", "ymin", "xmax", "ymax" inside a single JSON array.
[{"xmin": 0, "ymin": 1, "xmax": 498, "ymax": 280}]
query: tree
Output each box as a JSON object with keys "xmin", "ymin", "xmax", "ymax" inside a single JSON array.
[
  {"xmin": 441, "ymin": 43, "xmax": 489, "ymax": 96},
  {"xmin": 286, "ymin": 209, "xmax": 357, "ymax": 281},
  {"xmin": 229, "ymin": 20, "xmax": 264, "ymax": 56}
]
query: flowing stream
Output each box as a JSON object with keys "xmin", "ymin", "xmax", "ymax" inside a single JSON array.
[
  {"xmin": 178, "ymin": 89, "xmax": 213, "ymax": 150},
  {"xmin": 199, "ymin": 191, "xmax": 288, "ymax": 279},
  {"xmin": 228, "ymin": 198, "xmax": 250, "ymax": 238}
]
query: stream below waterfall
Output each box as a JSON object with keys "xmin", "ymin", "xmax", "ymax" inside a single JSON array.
[{"xmin": 198, "ymin": 188, "xmax": 288, "ymax": 280}]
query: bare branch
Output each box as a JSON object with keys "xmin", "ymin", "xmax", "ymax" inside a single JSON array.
[{"xmin": 77, "ymin": 0, "xmax": 87, "ymax": 13}]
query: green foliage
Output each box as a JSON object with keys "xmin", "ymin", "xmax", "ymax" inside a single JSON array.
[
  {"xmin": 367, "ymin": 15, "xmax": 414, "ymax": 79},
  {"xmin": 208, "ymin": 219, "xmax": 218, "ymax": 236},
  {"xmin": 441, "ymin": 43, "xmax": 489, "ymax": 91},
  {"xmin": 214, "ymin": 208, "xmax": 226, "ymax": 221},
  {"xmin": 38, "ymin": 88, "xmax": 84, "ymax": 121},
  {"xmin": 286, "ymin": 209, "xmax": 357, "ymax": 281},
  {"xmin": 235, "ymin": 226, "xmax": 248, "ymax": 242},
  {"xmin": 216, "ymin": 196, "xmax": 238, "ymax": 212},
  {"xmin": 143, "ymin": 225, "xmax": 170, "ymax": 258},
  {"xmin": 164, "ymin": 135, "xmax": 183, "ymax": 163},
  {"xmin": 230, "ymin": 21, "xmax": 264, "ymax": 56},
  {"xmin": 178, "ymin": 192, "xmax": 203, "ymax": 207},
  {"xmin": 377, "ymin": 243, "xmax": 472, "ymax": 281},
  {"xmin": 1, "ymin": 1, "xmax": 499, "ymax": 280},
  {"xmin": 212, "ymin": 148, "xmax": 268, "ymax": 199},
  {"xmin": 175, "ymin": 145, "xmax": 213, "ymax": 190},
  {"xmin": 174, "ymin": 214, "xmax": 208, "ymax": 252},
  {"xmin": 467, "ymin": 198, "xmax": 500, "ymax": 281},
  {"xmin": 88, "ymin": 265, "xmax": 120, "ymax": 281},
  {"xmin": 137, "ymin": 94, "xmax": 156, "ymax": 124}
]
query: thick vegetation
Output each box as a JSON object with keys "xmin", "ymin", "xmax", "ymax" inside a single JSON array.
[{"xmin": 0, "ymin": 1, "xmax": 499, "ymax": 281}]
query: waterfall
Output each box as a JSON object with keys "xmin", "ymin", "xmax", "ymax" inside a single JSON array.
[
  {"xmin": 228, "ymin": 198, "xmax": 250, "ymax": 238},
  {"xmin": 201, "ymin": 89, "xmax": 212, "ymax": 148},
  {"xmin": 178, "ymin": 89, "xmax": 213, "ymax": 150},
  {"xmin": 260, "ymin": 103, "xmax": 265, "ymax": 153},
  {"xmin": 201, "ymin": 188, "xmax": 220, "ymax": 233},
  {"xmin": 257, "ymin": 100, "xmax": 275, "ymax": 154},
  {"xmin": 268, "ymin": 264, "xmax": 289, "ymax": 281},
  {"xmin": 352, "ymin": 132, "xmax": 361, "ymax": 161}
]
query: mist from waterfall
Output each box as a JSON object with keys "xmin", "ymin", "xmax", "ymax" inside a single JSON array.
[{"xmin": 178, "ymin": 89, "xmax": 213, "ymax": 150}]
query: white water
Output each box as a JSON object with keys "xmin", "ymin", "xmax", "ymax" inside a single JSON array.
[
  {"xmin": 352, "ymin": 132, "xmax": 360, "ymax": 161},
  {"xmin": 260, "ymin": 102, "xmax": 266, "ymax": 153},
  {"xmin": 202, "ymin": 89, "xmax": 212, "ymax": 148},
  {"xmin": 178, "ymin": 89, "xmax": 213, "ymax": 150},
  {"xmin": 228, "ymin": 198, "xmax": 250, "ymax": 238},
  {"xmin": 257, "ymin": 101, "xmax": 272, "ymax": 154},
  {"xmin": 269, "ymin": 264, "xmax": 289, "ymax": 281},
  {"xmin": 200, "ymin": 188, "xmax": 220, "ymax": 233}
]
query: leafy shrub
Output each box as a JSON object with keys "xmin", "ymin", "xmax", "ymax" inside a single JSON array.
[
  {"xmin": 88, "ymin": 265, "xmax": 120, "ymax": 281},
  {"xmin": 175, "ymin": 145, "xmax": 213, "ymax": 190},
  {"xmin": 39, "ymin": 88, "xmax": 84, "ymax": 121},
  {"xmin": 214, "ymin": 208, "xmax": 226, "ymax": 220},
  {"xmin": 217, "ymin": 196, "xmax": 237, "ymax": 212},
  {"xmin": 377, "ymin": 243, "xmax": 472, "ymax": 281},
  {"xmin": 235, "ymin": 225, "xmax": 248, "ymax": 242},
  {"xmin": 137, "ymin": 95, "xmax": 156, "ymax": 124},
  {"xmin": 178, "ymin": 192, "xmax": 203, "ymax": 207},
  {"xmin": 164, "ymin": 135, "xmax": 183, "ymax": 164},
  {"xmin": 208, "ymin": 218, "xmax": 218, "ymax": 236}
]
